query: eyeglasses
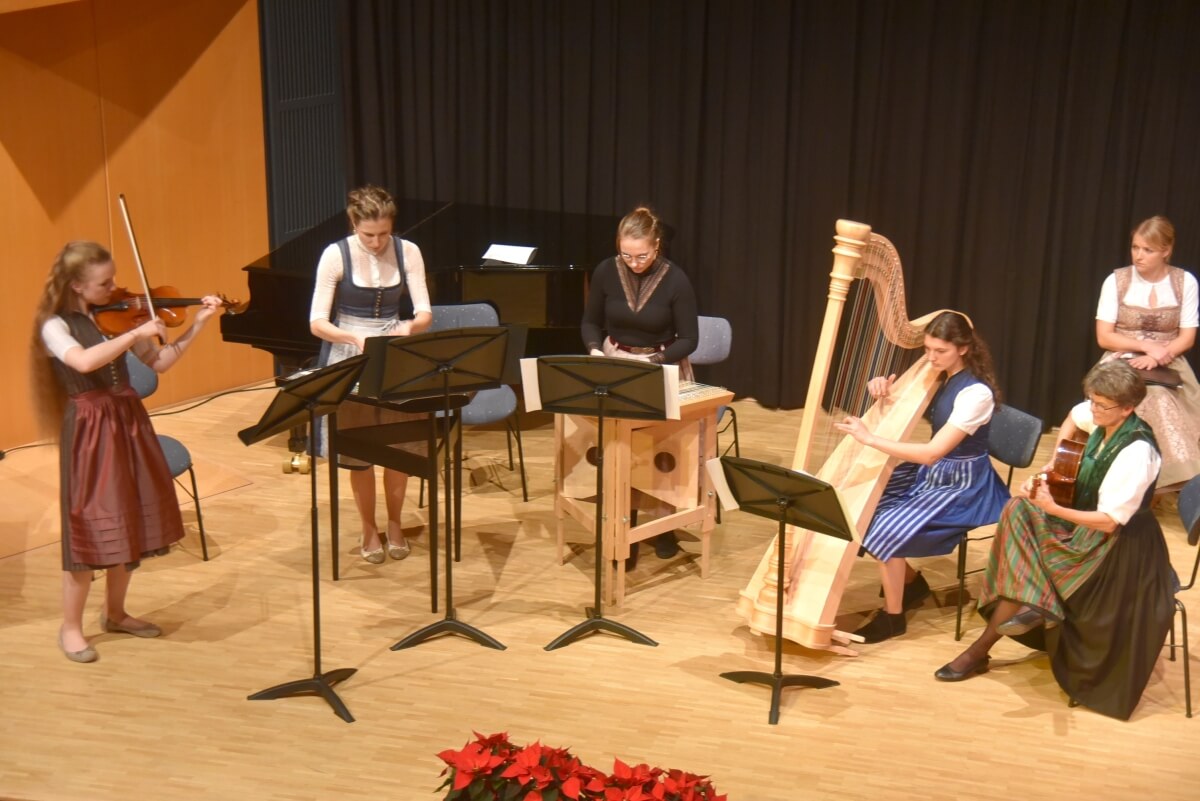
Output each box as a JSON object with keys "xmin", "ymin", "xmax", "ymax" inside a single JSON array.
[
  {"xmin": 1089, "ymin": 398, "xmax": 1123, "ymax": 412},
  {"xmin": 618, "ymin": 249, "xmax": 657, "ymax": 264}
]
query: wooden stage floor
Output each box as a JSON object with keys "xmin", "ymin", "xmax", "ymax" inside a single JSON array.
[{"xmin": 0, "ymin": 385, "xmax": 1196, "ymax": 801}]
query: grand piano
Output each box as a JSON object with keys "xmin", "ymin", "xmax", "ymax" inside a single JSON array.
[{"xmin": 221, "ymin": 199, "xmax": 620, "ymax": 372}]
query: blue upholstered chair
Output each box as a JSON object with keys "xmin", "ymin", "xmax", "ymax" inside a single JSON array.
[
  {"xmin": 123, "ymin": 351, "xmax": 209, "ymax": 560},
  {"xmin": 953, "ymin": 403, "xmax": 1043, "ymax": 640},
  {"xmin": 417, "ymin": 303, "xmax": 527, "ymax": 507},
  {"xmin": 689, "ymin": 315, "xmax": 738, "ymax": 457},
  {"xmin": 1166, "ymin": 474, "xmax": 1199, "ymax": 717}
]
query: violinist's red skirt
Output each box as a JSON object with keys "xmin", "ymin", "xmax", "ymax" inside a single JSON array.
[{"xmin": 59, "ymin": 386, "xmax": 184, "ymax": 571}]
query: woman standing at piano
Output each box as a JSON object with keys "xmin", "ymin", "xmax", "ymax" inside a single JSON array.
[
  {"xmin": 833, "ymin": 311, "xmax": 1010, "ymax": 643},
  {"xmin": 1094, "ymin": 215, "xmax": 1200, "ymax": 491},
  {"xmin": 31, "ymin": 241, "xmax": 226, "ymax": 662},
  {"xmin": 310, "ymin": 185, "xmax": 432, "ymax": 564},
  {"xmin": 581, "ymin": 206, "xmax": 699, "ymax": 559}
]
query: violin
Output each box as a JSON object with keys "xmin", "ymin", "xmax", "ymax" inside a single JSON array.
[
  {"xmin": 1032, "ymin": 432, "xmax": 1088, "ymax": 507},
  {"xmin": 92, "ymin": 285, "xmax": 247, "ymax": 337}
]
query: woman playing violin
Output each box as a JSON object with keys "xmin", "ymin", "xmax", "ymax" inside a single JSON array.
[{"xmin": 30, "ymin": 241, "xmax": 225, "ymax": 663}]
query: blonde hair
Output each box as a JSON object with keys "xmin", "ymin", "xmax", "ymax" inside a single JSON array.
[
  {"xmin": 346, "ymin": 185, "xmax": 397, "ymax": 228},
  {"xmin": 29, "ymin": 241, "xmax": 113, "ymax": 439},
  {"xmin": 615, "ymin": 206, "xmax": 663, "ymax": 250},
  {"xmin": 1132, "ymin": 215, "xmax": 1175, "ymax": 261}
]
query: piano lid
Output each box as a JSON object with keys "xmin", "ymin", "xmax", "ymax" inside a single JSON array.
[{"xmin": 246, "ymin": 198, "xmax": 619, "ymax": 274}]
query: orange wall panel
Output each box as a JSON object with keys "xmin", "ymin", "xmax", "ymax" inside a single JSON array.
[{"xmin": 0, "ymin": 0, "xmax": 272, "ymax": 448}]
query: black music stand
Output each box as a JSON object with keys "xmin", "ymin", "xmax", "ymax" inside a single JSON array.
[
  {"xmin": 360, "ymin": 327, "xmax": 509, "ymax": 652},
  {"xmin": 712, "ymin": 456, "xmax": 849, "ymax": 724},
  {"xmin": 534, "ymin": 356, "xmax": 670, "ymax": 651},
  {"xmin": 238, "ymin": 355, "xmax": 368, "ymax": 723}
]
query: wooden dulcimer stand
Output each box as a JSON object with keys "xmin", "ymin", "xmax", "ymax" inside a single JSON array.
[{"xmin": 551, "ymin": 377, "xmax": 733, "ymax": 607}]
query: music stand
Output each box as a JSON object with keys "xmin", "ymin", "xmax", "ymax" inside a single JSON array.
[
  {"xmin": 710, "ymin": 455, "xmax": 851, "ymax": 724},
  {"xmin": 529, "ymin": 355, "xmax": 672, "ymax": 651},
  {"xmin": 360, "ymin": 327, "xmax": 509, "ymax": 652},
  {"xmin": 237, "ymin": 354, "xmax": 368, "ymax": 723}
]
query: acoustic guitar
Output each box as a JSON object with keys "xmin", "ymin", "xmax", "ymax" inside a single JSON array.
[{"xmin": 1032, "ymin": 433, "xmax": 1087, "ymax": 507}]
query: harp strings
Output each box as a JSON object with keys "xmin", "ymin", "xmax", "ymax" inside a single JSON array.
[{"xmin": 812, "ymin": 240, "xmax": 918, "ymax": 469}]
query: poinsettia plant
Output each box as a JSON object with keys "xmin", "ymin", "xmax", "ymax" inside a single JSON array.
[{"xmin": 436, "ymin": 732, "xmax": 726, "ymax": 801}]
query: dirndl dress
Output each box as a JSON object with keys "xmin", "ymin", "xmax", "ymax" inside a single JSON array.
[
  {"xmin": 53, "ymin": 314, "xmax": 184, "ymax": 571},
  {"xmin": 860, "ymin": 370, "xmax": 1010, "ymax": 561}
]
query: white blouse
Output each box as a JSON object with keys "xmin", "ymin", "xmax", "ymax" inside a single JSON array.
[
  {"xmin": 309, "ymin": 235, "xmax": 432, "ymax": 323},
  {"xmin": 945, "ymin": 382, "xmax": 995, "ymax": 435},
  {"xmin": 1065, "ymin": 401, "xmax": 1161, "ymax": 525},
  {"xmin": 1096, "ymin": 268, "xmax": 1199, "ymax": 327}
]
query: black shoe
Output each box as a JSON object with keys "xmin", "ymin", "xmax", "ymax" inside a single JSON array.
[
  {"xmin": 653, "ymin": 532, "xmax": 679, "ymax": 559},
  {"xmin": 934, "ymin": 654, "xmax": 990, "ymax": 682},
  {"xmin": 854, "ymin": 610, "xmax": 906, "ymax": 644},
  {"xmin": 878, "ymin": 571, "xmax": 932, "ymax": 610},
  {"xmin": 996, "ymin": 607, "xmax": 1045, "ymax": 636}
]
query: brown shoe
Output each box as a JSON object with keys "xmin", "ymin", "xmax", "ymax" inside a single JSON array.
[
  {"xmin": 58, "ymin": 629, "xmax": 98, "ymax": 663},
  {"xmin": 100, "ymin": 613, "xmax": 162, "ymax": 638}
]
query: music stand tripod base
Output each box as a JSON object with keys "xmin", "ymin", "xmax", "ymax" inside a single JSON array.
[
  {"xmin": 366, "ymin": 328, "xmax": 511, "ymax": 653},
  {"xmin": 712, "ymin": 455, "xmax": 851, "ymax": 724},
  {"xmin": 392, "ymin": 609, "xmax": 506, "ymax": 651},
  {"xmin": 237, "ymin": 355, "xmax": 371, "ymax": 724},
  {"xmin": 248, "ymin": 668, "xmax": 358, "ymax": 723},
  {"xmin": 529, "ymin": 356, "xmax": 669, "ymax": 651},
  {"xmin": 544, "ymin": 606, "xmax": 658, "ymax": 651}
]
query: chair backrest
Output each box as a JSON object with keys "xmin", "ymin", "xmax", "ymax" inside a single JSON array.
[
  {"xmin": 124, "ymin": 351, "xmax": 158, "ymax": 399},
  {"xmin": 430, "ymin": 303, "xmax": 500, "ymax": 331},
  {"xmin": 1180, "ymin": 474, "xmax": 1200, "ymax": 548},
  {"xmin": 690, "ymin": 315, "xmax": 732, "ymax": 366},
  {"xmin": 987, "ymin": 404, "xmax": 1042, "ymax": 486}
]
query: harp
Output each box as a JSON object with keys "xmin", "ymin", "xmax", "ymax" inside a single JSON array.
[{"xmin": 736, "ymin": 219, "xmax": 950, "ymax": 654}]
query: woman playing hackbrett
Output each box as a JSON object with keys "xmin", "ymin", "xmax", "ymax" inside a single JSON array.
[
  {"xmin": 580, "ymin": 206, "xmax": 699, "ymax": 560},
  {"xmin": 31, "ymin": 241, "xmax": 226, "ymax": 663},
  {"xmin": 833, "ymin": 311, "xmax": 1010, "ymax": 643},
  {"xmin": 309, "ymin": 185, "xmax": 432, "ymax": 564},
  {"xmin": 1094, "ymin": 215, "xmax": 1199, "ymax": 491}
]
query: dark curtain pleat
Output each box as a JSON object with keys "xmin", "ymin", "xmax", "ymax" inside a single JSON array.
[{"xmin": 340, "ymin": 0, "xmax": 1200, "ymax": 419}]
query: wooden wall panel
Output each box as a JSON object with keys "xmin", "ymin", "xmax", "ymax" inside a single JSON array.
[{"xmin": 0, "ymin": 0, "xmax": 272, "ymax": 449}]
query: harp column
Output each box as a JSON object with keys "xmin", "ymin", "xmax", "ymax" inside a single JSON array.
[{"xmin": 793, "ymin": 220, "xmax": 872, "ymax": 474}]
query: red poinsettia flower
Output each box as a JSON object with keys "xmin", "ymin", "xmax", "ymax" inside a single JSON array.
[{"xmin": 436, "ymin": 741, "xmax": 507, "ymax": 791}]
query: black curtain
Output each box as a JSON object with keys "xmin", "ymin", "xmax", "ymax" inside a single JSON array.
[{"xmin": 340, "ymin": 0, "xmax": 1200, "ymax": 422}]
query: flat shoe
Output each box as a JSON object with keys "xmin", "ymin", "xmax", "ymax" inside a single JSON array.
[
  {"xmin": 386, "ymin": 536, "xmax": 411, "ymax": 560},
  {"xmin": 996, "ymin": 607, "xmax": 1045, "ymax": 636},
  {"xmin": 934, "ymin": 654, "xmax": 990, "ymax": 682},
  {"xmin": 360, "ymin": 545, "xmax": 385, "ymax": 565},
  {"xmin": 58, "ymin": 630, "xmax": 98, "ymax": 663},
  {"xmin": 100, "ymin": 613, "xmax": 162, "ymax": 638}
]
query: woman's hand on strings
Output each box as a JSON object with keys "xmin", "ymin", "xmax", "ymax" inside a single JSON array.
[
  {"xmin": 866, "ymin": 374, "xmax": 897, "ymax": 400},
  {"xmin": 1025, "ymin": 478, "xmax": 1059, "ymax": 513},
  {"xmin": 194, "ymin": 295, "xmax": 226, "ymax": 325},
  {"xmin": 832, "ymin": 415, "xmax": 872, "ymax": 445}
]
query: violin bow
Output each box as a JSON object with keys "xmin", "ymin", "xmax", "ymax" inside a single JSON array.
[{"xmin": 116, "ymin": 194, "xmax": 160, "ymax": 342}]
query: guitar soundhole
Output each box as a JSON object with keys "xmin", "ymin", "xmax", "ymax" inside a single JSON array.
[
  {"xmin": 654, "ymin": 452, "xmax": 676, "ymax": 473},
  {"xmin": 585, "ymin": 446, "xmax": 599, "ymax": 467}
]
